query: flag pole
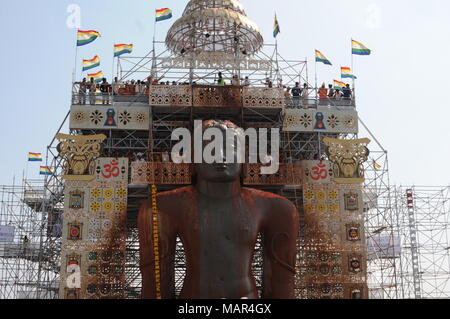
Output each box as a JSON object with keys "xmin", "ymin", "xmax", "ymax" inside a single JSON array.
[
  {"xmin": 274, "ymin": 12, "xmax": 280, "ymax": 86},
  {"xmin": 112, "ymin": 45, "xmax": 116, "ymax": 82},
  {"xmin": 314, "ymin": 50, "xmax": 318, "ymax": 101},
  {"xmin": 151, "ymin": 10, "xmax": 158, "ymax": 80},
  {"xmin": 73, "ymin": 30, "xmax": 79, "ymax": 83},
  {"xmin": 25, "ymin": 157, "xmax": 29, "ymax": 181},
  {"xmin": 351, "ymin": 38, "xmax": 356, "ymax": 101}
]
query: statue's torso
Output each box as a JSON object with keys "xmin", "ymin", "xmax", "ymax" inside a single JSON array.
[{"xmin": 178, "ymin": 192, "xmax": 261, "ymax": 298}]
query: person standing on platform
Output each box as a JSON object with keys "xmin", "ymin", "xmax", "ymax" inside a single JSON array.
[
  {"xmin": 217, "ymin": 72, "xmax": 225, "ymax": 86},
  {"xmin": 301, "ymin": 83, "xmax": 309, "ymax": 98},
  {"xmin": 284, "ymin": 86, "xmax": 291, "ymax": 99},
  {"xmin": 318, "ymin": 83, "xmax": 327, "ymax": 100},
  {"xmin": 113, "ymin": 77, "xmax": 121, "ymax": 96},
  {"xmin": 231, "ymin": 74, "xmax": 240, "ymax": 86},
  {"xmin": 291, "ymin": 82, "xmax": 302, "ymax": 108},
  {"xmin": 334, "ymin": 88, "xmax": 342, "ymax": 100},
  {"xmin": 78, "ymin": 78, "xmax": 87, "ymax": 105},
  {"xmin": 327, "ymin": 84, "xmax": 335, "ymax": 99},
  {"xmin": 88, "ymin": 78, "xmax": 97, "ymax": 105},
  {"xmin": 342, "ymin": 84, "xmax": 352, "ymax": 100},
  {"xmin": 100, "ymin": 78, "xmax": 110, "ymax": 105},
  {"xmin": 243, "ymin": 76, "xmax": 250, "ymax": 86}
]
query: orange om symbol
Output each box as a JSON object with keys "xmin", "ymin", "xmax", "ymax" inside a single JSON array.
[
  {"xmin": 310, "ymin": 161, "xmax": 328, "ymax": 181},
  {"xmin": 101, "ymin": 159, "xmax": 120, "ymax": 179}
]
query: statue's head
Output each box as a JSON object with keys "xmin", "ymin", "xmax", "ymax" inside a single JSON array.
[{"xmin": 195, "ymin": 120, "xmax": 243, "ymax": 183}]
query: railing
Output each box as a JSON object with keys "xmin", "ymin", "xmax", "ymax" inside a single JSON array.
[
  {"xmin": 72, "ymin": 82, "xmax": 356, "ymax": 108},
  {"xmin": 285, "ymin": 97, "xmax": 355, "ymax": 109},
  {"xmin": 193, "ymin": 85, "xmax": 243, "ymax": 107},
  {"xmin": 149, "ymin": 85, "xmax": 285, "ymax": 108},
  {"xmin": 72, "ymin": 93, "xmax": 113, "ymax": 105}
]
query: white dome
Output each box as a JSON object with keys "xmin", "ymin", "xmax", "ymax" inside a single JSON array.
[{"xmin": 165, "ymin": 0, "xmax": 264, "ymax": 58}]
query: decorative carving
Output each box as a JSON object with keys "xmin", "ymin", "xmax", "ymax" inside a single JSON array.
[
  {"xmin": 242, "ymin": 87, "xmax": 285, "ymax": 108},
  {"xmin": 301, "ymin": 161, "xmax": 333, "ymax": 184},
  {"xmin": 158, "ymin": 56, "xmax": 272, "ymax": 71},
  {"xmin": 70, "ymin": 106, "xmax": 150, "ymax": 130},
  {"xmin": 346, "ymin": 223, "xmax": 361, "ymax": 241},
  {"xmin": 149, "ymin": 85, "xmax": 192, "ymax": 106},
  {"xmin": 283, "ymin": 109, "xmax": 359, "ymax": 134},
  {"xmin": 69, "ymin": 190, "xmax": 85, "ymax": 209},
  {"xmin": 349, "ymin": 255, "xmax": 362, "ymax": 273},
  {"xmin": 131, "ymin": 162, "xmax": 192, "ymax": 185},
  {"xmin": 67, "ymin": 222, "xmax": 83, "ymax": 240},
  {"xmin": 344, "ymin": 192, "xmax": 359, "ymax": 211},
  {"xmin": 60, "ymin": 160, "xmax": 128, "ymax": 299},
  {"xmin": 95, "ymin": 158, "xmax": 129, "ymax": 182},
  {"xmin": 56, "ymin": 134, "xmax": 106, "ymax": 181},
  {"xmin": 193, "ymin": 86, "xmax": 242, "ymax": 107},
  {"xmin": 323, "ymin": 137, "xmax": 370, "ymax": 184},
  {"xmin": 243, "ymin": 163, "xmax": 302, "ymax": 185},
  {"xmin": 65, "ymin": 288, "xmax": 80, "ymax": 299},
  {"xmin": 67, "ymin": 254, "xmax": 81, "ymax": 267}
]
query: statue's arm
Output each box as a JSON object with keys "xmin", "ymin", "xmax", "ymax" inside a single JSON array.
[
  {"xmin": 137, "ymin": 199, "xmax": 177, "ymax": 299},
  {"xmin": 262, "ymin": 199, "xmax": 299, "ymax": 299}
]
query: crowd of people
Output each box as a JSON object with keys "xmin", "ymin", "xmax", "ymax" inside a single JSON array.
[
  {"xmin": 285, "ymin": 82, "xmax": 353, "ymax": 100},
  {"xmin": 76, "ymin": 73, "xmax": 353, "ymax": 106}
]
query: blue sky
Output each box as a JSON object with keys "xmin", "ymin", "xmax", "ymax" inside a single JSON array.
[{"xmin": 0, "ymin": 0, "xmax": 449, "ymax": 186}]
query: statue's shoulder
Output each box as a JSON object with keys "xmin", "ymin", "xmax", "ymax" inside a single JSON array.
[
  {"xmin": 156, "ymin": 186, "xmax": 195, "ymax": 210},
  {"xmin": 139, "ymin": 186, "xmax": 195, "ymax": 212},
  {"xmin": 241, "ymin": 187, "xmax": 291, "ymax": 202},
  {"xmin": 242, "ymin": 187, "xmax": 298, "ymax": 217},
  {"xmin": 157, "ymin": 185, "xmax": 195, "ymax": 199}
]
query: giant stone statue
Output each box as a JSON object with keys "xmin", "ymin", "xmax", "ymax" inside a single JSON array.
[{"xmin": 138, "ymin": 120, "xmax": 299, "ymax": 299}]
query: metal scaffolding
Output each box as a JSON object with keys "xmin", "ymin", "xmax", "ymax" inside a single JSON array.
[
  {"xmin": 395, "ymin": 186, "xmax": 450, "ymax": 299},
  {"xmin": 0, "ymin": 179, "xmax": 61, "ymax": 299},
  {"xmin": 2, "ymin": 0, "xmax": 448, "ymax": 296}
]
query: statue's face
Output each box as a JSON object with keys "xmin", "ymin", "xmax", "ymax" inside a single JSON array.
[
  {"xmin": 195, "ymin": 126, "xmax": 242, "ymax": 183},
  {"xmin": 196, "ymin": 162, "xmax": 241, "ymax": 183}
]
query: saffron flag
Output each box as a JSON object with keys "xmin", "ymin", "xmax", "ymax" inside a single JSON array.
[
  {"xmin": 114, "ymin": 44, "xmax": 133, "ymax": 57},
  {"xmin": 315, "ymin": 50, "xmax": 332, "ymax": 65},
  {"xmin": 156, "ymin": 8, "xmax": 172, "ymax": 22},
  {"xmin": 341, "ymin": 67, "xmax": 357, "ymax": 79},
  {"xmin": 333, "ymin": 80, "xmax": 346, "ymax": 89},
  {"xmin": 40, "ymin": 166, "xmax": 55, "ymax": 176},
  {"xmin": 352, "ymin": 39, "xmax": 371, "ymax": 55},
  {"xmin": 82, "ymin": 56, "xmax": 100, "ymax": 72},
  {"xmin": 77, "ymin": 30, "xmax": 100, "ymax": 46},
  {"xmin": 88, "ymin": 71, "xmax": 104, "ymax": 83},
  {"xmin": 28, "ymin": 153, "xmax": 42, "ymax": 162},
  {"xmin": 273, "ymin": 15, "xmax": 281, "ymax": 38},
  {"xmin": 373, "ymin": 160, "xmax": 382, "ymax": 170}
]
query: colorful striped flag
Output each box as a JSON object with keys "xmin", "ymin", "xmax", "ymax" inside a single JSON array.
[
  {"xmin": 114, "ymin": 44, "xmax": 133, "ymax": 57},
  {"xmin": 373, "ymin": 160, "xmax": 382, "ymax": 170},
  {"xmin": 88, "ymin": 71, "xmax": 104, "ymax": 83},
  {"xmin": 156, "ymin": 8, "xmax": 173, "ymax": 22},
  {"xmin": 341, "ymin": 66, "xmax": 357, "ymax": 79},
  {"xmin": 315, "ymin": 50, "xmax": 332, "ymax": 65},
  {"xmin": 333, "ymin": 80, "xmax": 346, "ymax": 89},
  {"xmin": 40, "ymin": 166, "xmax": 55, "ymax": 176},
  {"xmin": 28, "ymin": 153, "xmax": 42, "ymax": 162},
  {"xmin": 352, "ymin": 39, "xmax": 371, "ymax": 55},
  {"xmin": 77, "ymin": 30, "xmax": 100, "ymax": 46},
  {"xmin": 273, "ymin": 14, "xmax": 281, "ymax": 38},
  {"xmin": 82, "ymin": 56, "xmax": 100, "ymax": 72}
]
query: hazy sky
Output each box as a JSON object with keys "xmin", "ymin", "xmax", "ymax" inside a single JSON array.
[{"xmin": 0, "ymin": 0, "xmax": 449, "ymax": 187}]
